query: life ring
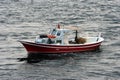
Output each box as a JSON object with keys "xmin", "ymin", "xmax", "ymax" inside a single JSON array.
[{"xmin": 47, "ymin": 34, "xmax": 56, "ymax": 38}]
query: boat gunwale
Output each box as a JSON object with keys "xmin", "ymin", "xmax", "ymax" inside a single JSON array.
[
  {"xmin": 19, "ymin": 37, "xmax": 104, "ymax": 47},
  {"xmin": 19, "ymin": 41, "xmax": 102, "ymax": 49}
]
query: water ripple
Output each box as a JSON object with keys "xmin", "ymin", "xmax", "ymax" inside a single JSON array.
[{"xmin": 0, "ymin": 0, "xmax": 120, "ymax": 80}]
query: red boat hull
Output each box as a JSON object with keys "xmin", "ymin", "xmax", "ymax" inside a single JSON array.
[{"xmin": 20, "ymin": 41, "xmax": 102, "ymax": 54}]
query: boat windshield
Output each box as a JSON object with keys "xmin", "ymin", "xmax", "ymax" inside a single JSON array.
[{"xmin": 51, "ymin": 29, "xmax": 57, "ymax": 35}]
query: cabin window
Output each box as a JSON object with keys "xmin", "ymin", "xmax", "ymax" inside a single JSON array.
[
  {"xmin": 51, "ymin": 29, "xmax": 56, "ymax": 35},
  {"xmin": 41, "ymin": 39, "xmax": 46, "ymax": 43},
  {"xmin": 57, "ymin": 31, "xmax": 61, "ymax": 36},
  {"xmin": 56, "ymin": 40, "xmax": 62, "ymax": 44}
]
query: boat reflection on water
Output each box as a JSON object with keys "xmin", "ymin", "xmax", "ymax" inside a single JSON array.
[{"xmin": 18, "ymin": 48, "xmax": 102, "ymax": 63}]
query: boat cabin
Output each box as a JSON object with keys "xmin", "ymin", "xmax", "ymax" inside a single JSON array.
[{"xmin": 35, "ymin": 28, "xmax": 71, "ymax": 45}]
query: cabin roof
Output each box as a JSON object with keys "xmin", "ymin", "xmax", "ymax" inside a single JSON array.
[{"xmin": 56, "ymin": 28, "xmax": 71, "ymax": 32}]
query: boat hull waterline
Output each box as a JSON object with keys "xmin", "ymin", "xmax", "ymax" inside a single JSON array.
[{"xmin": 20, "ymin": 41, "xmax": 102, "ymax": 54}]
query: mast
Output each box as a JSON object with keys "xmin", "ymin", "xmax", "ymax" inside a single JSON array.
[{"xmin": 75, "ymin": 30, "xmax": 78, "ymax": 43}]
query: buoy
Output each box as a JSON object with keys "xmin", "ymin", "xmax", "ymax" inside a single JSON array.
[{"xmin": 47, "ymin": 34, "xmax": 56, "ymax": 38}]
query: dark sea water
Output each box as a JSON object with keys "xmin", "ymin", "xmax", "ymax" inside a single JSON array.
[{"xmin": 0, "ymin": 0, "xmax": 120, "ymax": 80}]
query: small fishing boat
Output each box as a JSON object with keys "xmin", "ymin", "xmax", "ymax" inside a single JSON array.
[{"xmin": 19, "ymin": 24, "xmax": 104, "ymax": 55}]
